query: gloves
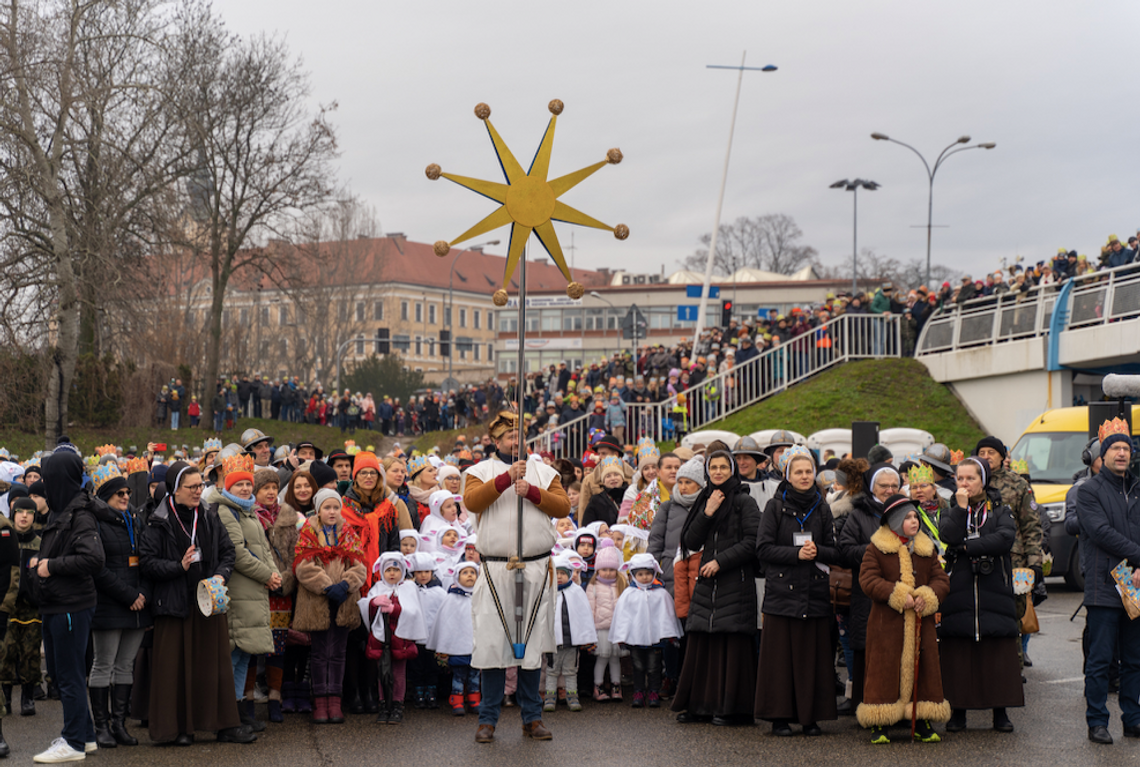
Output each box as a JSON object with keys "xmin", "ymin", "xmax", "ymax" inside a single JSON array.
[
  {"xmin": 372, "ymin": 593, "xmax": 394, "ymax": 614},
  {"xmin": 324, "ymin": 581, "xmax": 350, "ymax": 606}
]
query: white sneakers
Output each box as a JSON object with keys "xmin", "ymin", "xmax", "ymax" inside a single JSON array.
[
  {"xmin": 33, "ymin": 737, "xmax": 86, "ymax": 763},
  {"xmin": 85, "ymin": 742, "xmax": 97, "ymax": 753}
]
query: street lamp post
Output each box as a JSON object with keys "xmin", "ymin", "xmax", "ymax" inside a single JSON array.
[
  {"xmin": 447, "ymin": 239, "xmax": 500, "ymax": 389},
  {"xmin": 829, "ymin": 179, "xmax": 881, "ymax": 294},
  {"xmin": 590, "ymin": 291, "xmax": 620, "ymax": 356},
  {"xmin": 694, "ymin": 52, "xmax": 778, "ymax": 344},
  {"xmin": 870, "ymin": 133, "xmax": 996, "ymax": 289}
]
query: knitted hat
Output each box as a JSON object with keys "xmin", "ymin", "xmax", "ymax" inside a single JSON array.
[
  {"xmin": 880, "ymin": 494, "xmax": 917, "ymax": 536},
  {"xmin": 594, "ymin": 540, "xmax": 623, "ymax": 571},
  {"xmin": 253, "ymin": 468, "xmax": 280, "ymax": 496},
  {"xmin": 352, "ymin": 451, "xmax": 381, "ymax": 479},
  {"xmin": 676, "ymin": 458, "xmax": 706, "ymax": 489},
  {"xmin": 307, "ymin": 460, "xmax": 338, "ymax": 489},
  {"xmin": 867, "ymin": 444, "xmax": 894, "ymax": 465},
  {"xmin": 312, "ymin": 488, "xmax": 342, "ymax": 517},
  {"xmin": 10, "ymin": 497, "xmax": 36, "ymax": 515},
  {"xmin": 974, "ymin": 436, "xmax": 1007, "ymax": 462},
  {"xmin": 437, "ymin": 465, "xmax": 460, "ymax": 482}
]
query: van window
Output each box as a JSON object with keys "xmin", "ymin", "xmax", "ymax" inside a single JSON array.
[{"xmin": 1009, "ymin": 431, "xmax": 1088, "ymax": 484}]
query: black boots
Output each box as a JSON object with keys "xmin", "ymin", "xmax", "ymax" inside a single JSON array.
[
  {"xmin": 20, "ymin": 684, "xmax": 35, "ymax": 716},
  {"xmin": 240, "ymin": 699, "xmax": 267, "ymax": 733},
  {"xmin": 0, "ymin": 719, "xmax": 8, "ymax": 757},
  {"xmin": 110, "ymin": 684, "xmax": 138, "ymax": 746},
  {"xmin": 89, "ymin": 686, "xmax": 118, "ymax": 748}
]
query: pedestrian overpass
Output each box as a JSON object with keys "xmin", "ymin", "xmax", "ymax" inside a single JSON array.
[{"xmin": 916, "ymin": 263, "xmax": 1140, "ymax": 443}]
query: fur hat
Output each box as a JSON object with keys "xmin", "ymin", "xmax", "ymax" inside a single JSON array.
[{"xmin": 253, "ymin": 468, "xmax": 280, "ymax": 497}]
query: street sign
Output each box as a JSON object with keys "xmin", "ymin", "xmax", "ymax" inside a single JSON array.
[
  {"xmin": 677, "ymin": 305, "xmax": 699, "ymax": 322},
  {"xmin": 686, "ymin": 285, "xmax": 721, "ymax": 299},
  {"xmin": 622, "ymin": 304, "xmax": 648, "ymax": 340}
]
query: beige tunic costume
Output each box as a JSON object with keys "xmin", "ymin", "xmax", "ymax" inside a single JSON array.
[{"xmin": 463, "ymin": 456, "xmax": 570, "ymax": 670}]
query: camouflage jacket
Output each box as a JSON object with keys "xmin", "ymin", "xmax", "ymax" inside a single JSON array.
[{"xmin": 991, "ymin": 466, "xmax": 1043, "ymax": 568}]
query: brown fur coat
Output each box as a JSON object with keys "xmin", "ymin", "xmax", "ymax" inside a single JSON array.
[
  {"xmin": 856, "ymin": 526, "xmax": 951, "ymax": 727},
  {"xmin": 292, "ymin": 517, "xmax": 367, "ymax": 632}
]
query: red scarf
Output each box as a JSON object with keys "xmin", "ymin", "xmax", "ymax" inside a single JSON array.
[
  {"xmin": 340, "ymin": 496, "xmax": 399, "ymax": 592},
  {"xmin": 294, "ymin": 519, "xmax": 366, "ymax": 572},
  {"xmin": 255, "ymin": 501, "xmax": 280, "ymax": 531}
]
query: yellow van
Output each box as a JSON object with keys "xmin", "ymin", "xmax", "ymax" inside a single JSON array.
[{"xmin": 1008, "ymin": 405, "xmax": 1139, "ymax": 591}]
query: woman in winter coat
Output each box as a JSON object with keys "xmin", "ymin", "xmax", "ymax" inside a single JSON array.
[
  {"xmin": 139, "ymin": 461, "xmax": 254, "ymax": 746},
  {"xmin": 293, "ymin": 489, "xmax": 367, "ymax": 724},
  {"xmin": 754, "ymin": 446, "xmax": 840, "ymax": 735},
  {"xmin": 209, "ymin": 455, "xmax": 281, "ymax": 735},
  {"xmin": 381, "ymin": 457, "xmax": 417, "ymax": 532},
  {"xmin": 938, "ymin": 456, "xmax": 1022, "ymax": 733},
  {"xmin": 582, "ymin": 458, "xmax": 627, "ymax": 529},
  {"xmin": 254, "ymin": 469, "xmax": 302, "ymax": 719},
  {"xmin": 671, "ymin": 443, "xmax": 761, "ymax": 725},
  {"xmin": 839, "ymin": 462, "xmax": 901, "ymax": 705},
  {"xmin": 90, "ymin": 464, "xmax": 152, "ymax": 749},
  {"xmin": 857, "ymin": 495, "xmax": 950, "ymax": 744}
]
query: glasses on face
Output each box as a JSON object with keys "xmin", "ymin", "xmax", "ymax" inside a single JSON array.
[
  {"xmin": 114, "ymin": 489, "xmax": 131, "ymax": 498},
  {"xmin": 182, "ymin": 483, "xmax": 205, "ymax": 492}
]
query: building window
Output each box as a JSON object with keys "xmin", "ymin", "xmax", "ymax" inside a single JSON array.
[
  {"xmin": 474, "ymin": 344, "xmax": 480, "ymax": 361},
  {"xmin": 459, "ymin": 308, "xmax": 467, "ymax": 328},
  {"xmin": 259, "ymin": 341, "xmax": 270, "ymax": 357},
  {"xmin": 278, "ymin": 306, "xmax": 288, "ymax": 325},
  {"xmin": 500, "ymin": 315, "xmax": 518, "ymax": 332},
  {"xmin": 374, "ymin": 301, "xmax": 384, "ymax": 321},
  {"xmin": 429, "ymin": 304, "xmax": 437, "ymax": 324},
  {"xmin": 240, "ymin": 308, "xmax": 249, "ymax": 325},
  {"xmin": 444, "ymin": 306, "xmax": 452, "ymax": 326},
  {"xmin": 428, "ymin": 339, "xmax": 435, "ymax": 357},
  {"xmin": 356, "ymin": 334, "xmax": 364, "ymax": 355},
  {"xmin": 474, "ymin": 310, "xmax": 480, "ymax": 329},
  {"xmin": 562, "ymin": 310, "xmax": 582, "ymax": 331},
  {"xmin": 401, "ymin": 301, "xmax": 409, "ymax": 321},
  {"xmin": 487, "ymin": 343, "xmax": 494, "ymax": 362},
  {"xmin": 486, "ymin": 311, "xmax": 493, "ymax": 330},
  {"xmin": 415, "ymin": 303, "xmax": 423, "ymax": 323},
  {"xmin": 393, "ymin": 334, "xmax": 410, "ymax": 352},
  {"xmin": 279, "ymin": 338, "xmax": 288, "ymax": 355},
  {"xmin": 260, "ymin": 307, "xmax": 269, "ymax": 326},
  {"xmin": 415, "ymin": 336, "xmax": 422, "ymax": 356},
  {"xmin": 356, "ymin": 302, "xmax": 365, "ymax": 322}
]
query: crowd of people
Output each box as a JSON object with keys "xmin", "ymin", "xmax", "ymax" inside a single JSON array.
[{"xmin": 6, "ymin": 404, "xmax": 1137, "ymax": 760}]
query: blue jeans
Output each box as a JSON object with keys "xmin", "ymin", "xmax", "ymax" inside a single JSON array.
[
  {"xmin": 43, "ymin": 609, "xmax": 97, "ymax": 752},
  {"xmin": 479, "ymin": 667, "xmax": 542, "ymax": 726},
  {"xmin": 1085, "ymin": 605, "xmax": 1140, "ymax": 727},
  {"xmin": 450, "ymin": 663, "xmax": 480, "ymax": 695},
  {"xmin": 231, "ymin": 649, "xmax": 251, "ymax": 701},
  {"xmin": 213, "ymin": 412, "xmax": 224, "ymax": 431},
  {"xmin": 171, "ymin": 410, "xmax": 180, "ymax": 429}
]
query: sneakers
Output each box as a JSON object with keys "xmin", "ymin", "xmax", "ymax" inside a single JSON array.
[
  {"xmin": 593, "ymin": 685, "xmax": 610, "ymax": 702},
  {"xmin": 914, "ymin": 719, "xmax": 941, "ymax": 743},
  {"xmin": 609, "ymin": 685, "xmax": 623, "ymax": 703},
  {"xmin": 566, "ymin": 691, "xmax": 582, "ymax": 712},
  {"xmin": 870, "ymin": 726, "xmax": 890, "ymax": 744},
  {"xmin": 34, "ymin": 738, "xmax": 86, "ymax": 763},
  {"xmin": 631, "ymin": 692, "xmax": 645, "ymax": 709},
  {"xmin": 543, "ymin": 694, "xmax": 556, "ymax": 712},
  {"xmin": 647, "ymin": 692, "xmax": 661, "ymax": 708}
]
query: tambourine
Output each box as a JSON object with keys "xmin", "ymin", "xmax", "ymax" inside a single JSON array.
[{"xmin": 197, "ymin": 575, "xmax": 230, "ymax": 616}]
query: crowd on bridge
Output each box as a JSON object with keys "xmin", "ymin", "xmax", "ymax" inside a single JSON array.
[{"xmin": 2, "ymin": 405, "xmax": 1136, "ymax": 761}]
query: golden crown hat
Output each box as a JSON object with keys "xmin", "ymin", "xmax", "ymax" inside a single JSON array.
[
  {"xmin": 220, "ymin": 452, "xmax": 255, "ymax": 480},
  {"xmin": 1099, "ymin": 417, "xmax": 1130, "ymax": 444},
  {"xmin": 1010, "ymin": 458, "xmax": 1030, "ymax": 475},
  {"xmin": 95, "ymin": 444, "xmax": 117, "ymax": 457},
  {"xmin": 598, "ymin": 455, "xmax": 624, "ymax": 475},
  {"xmin": 949, "ymin": 449, "xmax": 965, "ymax": 466},
  {"xmin": 91, "ymin": 462, "xmax": 123, "ymax": 492},
  {"xmin": 408, "ymin": 455, "xmax": 431, "ymax": 477},
  {"xmin": 778, "ymin": 444, "xmax": 813, "ymax": 475},
  {"xmin": 636, "ymin": 437, "xmax": 660, "ymax": 465},
  {"xmin": 906, "ymin": 463, "xmax": 935, "ymax": 486},
  {"xmin": 203, "ymin": 437, "xmax": 223, "ymax": 453},
  {"xmin": 84, "ymin": 454, "xmax": 100, "ymax": 468},
  {"xmin": 125, "ymin": 457, "xmax": 149, "ymax": 475}
]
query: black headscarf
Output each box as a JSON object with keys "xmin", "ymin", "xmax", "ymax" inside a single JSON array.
[
  {"xmin": 42, "ymin": 451, "xmax": 85, "ymax": 518},
  {"xmin": 95, "ymin": 476, "xmax": 129, "ymax": 503},
  {"xmin": 165, "ymin": 460, "xmax": 196, "ymax": 496},
  {"xmin": 680, "ymin": 449, "xmax": 743, "ymax": 549}
]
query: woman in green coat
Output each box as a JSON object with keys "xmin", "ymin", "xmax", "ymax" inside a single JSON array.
[{"xmin": 208, "ymin": 455, "xmax": 281, "ymax": 734}]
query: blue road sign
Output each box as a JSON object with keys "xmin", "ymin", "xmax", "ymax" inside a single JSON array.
[
  {"xmin": 685, "ymin": 285, "xmax": 720, "ymax": 299},
  {"xmin": 677, "ymin": 305, "xmax": 699, "ymax": 322}
]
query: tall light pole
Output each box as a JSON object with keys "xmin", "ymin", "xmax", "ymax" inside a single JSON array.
[
  {"xmin": 694, "ymin": 53, "xmax": 777, "ymax": 344},
  {"xmin": 447, "ymin": 239, "xmax": 500, "ymax": 389},
  {"xmin": 829, "ymin": 179, "xmax": 880, "ymax": 294},
  {"xmin": 590, "ymin": 291, "xmax": 620, "ymax": 355},
  {"xmin": 870, "ymin": 133, "xmax": 996, "ymax": 288}
]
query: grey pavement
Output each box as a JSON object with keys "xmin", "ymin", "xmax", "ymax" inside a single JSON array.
[{"xmin": 2, "ymin": 585, "xmax": 1126, "ymax": 766}]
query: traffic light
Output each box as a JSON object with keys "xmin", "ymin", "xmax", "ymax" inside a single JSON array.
[
  {"xmin": 439, "ymin": 328, "xmax": 451, "ymax": 358},
  {"xmin": 720, "ymin": 300, "xmax": 733, "ymax": 326},
  {"xmin": 374, "ymin": 327, "xmax": 390, "ymax": 354}
]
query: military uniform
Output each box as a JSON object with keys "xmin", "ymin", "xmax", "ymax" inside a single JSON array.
[
  {"xmin": 990, "ymin": 465, "xmax": 1043, "ymax": 618},
  {"xmin": 0, "ymin": 529, "xmax": 42, "ymax": 697}
]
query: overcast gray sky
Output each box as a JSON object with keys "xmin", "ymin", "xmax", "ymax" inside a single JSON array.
[{"xmin": 216, "ymin": 0, "xmax": 1140, "ymax": 284}]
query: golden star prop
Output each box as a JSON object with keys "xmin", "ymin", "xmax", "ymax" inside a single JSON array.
[{"xmin": 427, "ymin": 100, "xmax": 628, "ymax": 306}]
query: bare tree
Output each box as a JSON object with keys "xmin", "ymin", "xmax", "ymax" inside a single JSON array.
[
  {"xmin": 683, "ymin": 214, "xmax": 818, "ymax": 276},
  {"xmin": 175, "ymin": 21, "xmax": 339, "ymax": 401},
  {"xmin": 813, "ymin": 248, "xmax": 961, "ymax": 292}
]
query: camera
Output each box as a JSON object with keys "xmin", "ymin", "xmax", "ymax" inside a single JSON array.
[{"xmin": 971, "ymin": 556, "xmax": 994, "ymax": 576}]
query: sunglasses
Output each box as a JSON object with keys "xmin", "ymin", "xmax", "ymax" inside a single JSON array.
[{"xmin": 114, "ymin": 489, "xmax": 131, "ymax": 498}]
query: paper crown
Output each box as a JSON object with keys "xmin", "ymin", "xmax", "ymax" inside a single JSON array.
[
  {"xmin": 1099, "ymin": 417, "xmax": 1130, "ymax": 444},
  {"xmin": 91, "ymin": 462, "xmax": 123, "ymax": 491},
  {"xmin": 95, "ymin": 444, "xmax": 117, "ymax": 457},
  {"xmin": 125, "ymin": 457, "xmax": 149, "ymax": 475},
  {"xmin": 220, "ymin": 452, "xmax": 255, "ymax": 480},
  {"xmin": 444, "ymin": 454, "xmax": 459, "ymax": 466},
  {"xmin": 906, "ymin": 464, "xmax": 935, "ymax": 486},
  {"xmin": 949, "ymin": 449, "xmax": 965, "ymax": 466},
  {"xmin": 636, "ymin": 436, "xmax": 660, "ymax": 465},
  {"xmin": 778, "ymin": 444, "xmax": 813, "ymax": 476},
  {"xmin": 598, "ymin": 455, "xmax": 624, "ymax": 476},
  {"xmin": 1010, "ymin": 459, "xmax": 1029, "ymax": 475},
  {"xmin": 203, "ymin": 438, "xmax": 223, "ymax": 453},
  {"xmin": 84, "ymin": 454, "xmax": 99, "ymax": 468},
  {"xmin": 408, "ymin": 455, "xmax": 431, "ymax": 477}
]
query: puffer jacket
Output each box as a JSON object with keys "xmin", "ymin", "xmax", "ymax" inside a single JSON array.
[
  {"xmin": 210, "ymin": 487, "xmax": 279, "ymax": 655},
  {"xmin": 837, "ymin": 493, "xmax": 881, "ymax": 650},
  {"xmin": 91, "ymin": 499, "xmax": 152, "ymax": 631},
  {"xmin": 672, "ymin": 550, "xmax": 702, "ymax": 620},
  {"xmin": 292, "ymin": 517, "xmax": 367, "ymax": 632},
  {"xmin": 648, "ymin": 498, "xmax": 692, "ymax": 597},
  {"xmin": 757, "ymin": 489, "xmax": 839, "ymax": 620},
  {"xmin": 1076, "ymin": 469, "xmax": 1140, "ymax": 608},
  {"xmin": 680, "ymin": 480, "xmax": 761, "ymax": 634},
  {"xmin": 36, "ymin": 493, "xmax": 105, "ymax": 615},
  {"xmin": 140, "ymin": 498, "xmax": 235, "ymax": 619},
  {"xmin": 938, "ymin": 488, "xmax": 1018, "ymax": 640},
  {"xmin": 586, "ymin": 578, "xmax": 619, "ymax": 630}
]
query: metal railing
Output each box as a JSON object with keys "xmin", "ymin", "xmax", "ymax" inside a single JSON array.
[
  {"xmin": 916, "ymin": 262, "xmax": 1140, "ymax": 355},
  {"xmin": 525, "ymin": 314, "xmax": 901, "ymax": 455}
]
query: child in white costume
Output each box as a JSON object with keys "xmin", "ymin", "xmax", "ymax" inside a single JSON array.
[
  {"xmin": 358, "ymin": 552, "xmax": 427, "ymax": 724},
  {"xmin": 407, "ymin": 552, "xmax": 446, "ymax": 710},
  {"xmin": 420, "ymin": 489, "xmax": 469, "ymax": 544},
  {"xmin": 544, "ymin": 552, "xmax": 598, "ymax": 713},
  {"xmin": 426, "ymin": 560, "xmax": 481, "ymax": 716},
  {"xmin": 610, "ymin": 553, "xmax": 682, "ymax": 709}
]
